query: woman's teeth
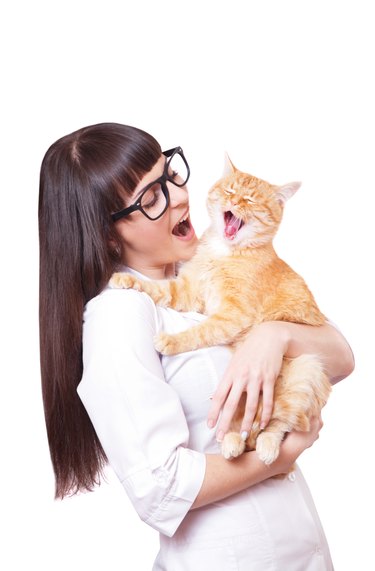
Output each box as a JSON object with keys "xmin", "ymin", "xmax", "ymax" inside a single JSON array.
[{"xmin": 172, "ymin": 213, "xmax": 191, "ymax": 237}]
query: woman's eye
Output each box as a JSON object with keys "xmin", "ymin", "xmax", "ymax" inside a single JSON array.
[
  {"xmin": 144, "ymin": 197, "xmax": 156, "ymax": 209},
  {"xmin": 169, "ymin": 169, "xmax": 183, "ymax": 184},
  {"xmin": 167, "ymin": 167, "xmax": 178, "ymax": 180},
  {"xmin": 142, "ymin": 185, "xmax": 162, "ymax": 209}
]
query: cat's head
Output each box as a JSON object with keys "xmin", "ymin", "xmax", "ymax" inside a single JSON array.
[{"xmin": 207, "ymin": 157, "xmax": 301, "ymax": 247}]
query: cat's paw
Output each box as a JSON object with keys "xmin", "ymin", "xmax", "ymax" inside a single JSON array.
[
  {"xmin": 110, "ymin": 273, "xmax": 138, "ymax": 290},
  {"xmin": 221, "ymin": 432, "xmax": 246, "ymax": 460},
  {"xmin": 256, "ymin": 432, "xmax": 281, "ymax": 465},
  {"xmin": 154, "ymin": 332, "xmax": 182, "ymax": 355}
]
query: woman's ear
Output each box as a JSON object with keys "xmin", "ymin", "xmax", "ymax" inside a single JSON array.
[{"xmin": 108, "ymin": 235, "xmax": 122, "ymax": 259}]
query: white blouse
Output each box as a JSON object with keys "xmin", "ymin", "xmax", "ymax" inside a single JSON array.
[{"xmin": 77, "ymin": 268, "xmax": 334, "ymax": 570}]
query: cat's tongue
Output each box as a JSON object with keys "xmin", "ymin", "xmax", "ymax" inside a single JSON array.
[{"xmin": 224, "ymin": 211, "xmax": 243, "ymax": 239}]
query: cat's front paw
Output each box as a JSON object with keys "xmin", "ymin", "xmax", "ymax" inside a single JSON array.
[
  {"xmin": 110, "ymin": 273, "xmax": 138, "ymax": 290},
  {"xmin": 256, "ymin": 432, "xmax": 281, "ymax": 465},
  {"xmin": 221, "ymin": 432, "xmax": 246, "ymax": 460},
  {"xmin": 154, "ymin": 332, "xmax": 182, "ymax": 355}
]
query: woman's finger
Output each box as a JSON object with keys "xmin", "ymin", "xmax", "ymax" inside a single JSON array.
[
  {"xmin": 239, "ymin": 385, "xmax": 261, "ymax": 437},
  {"xmin": 214, "ymin": 384, "xmax": 244, "ymax": 441},
  {"xmin": 207, "ymin": 378, "xmax": 232, "ymax": 429}
]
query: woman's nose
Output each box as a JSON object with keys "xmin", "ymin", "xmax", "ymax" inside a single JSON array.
[{"xmin": 168, "ymin": 182, "xmax": 188, "ymax": 208}]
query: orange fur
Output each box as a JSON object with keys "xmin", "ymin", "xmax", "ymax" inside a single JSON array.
[{"xmin": 111, "ymin": 163, "xmax": 331, "ymax": 465}]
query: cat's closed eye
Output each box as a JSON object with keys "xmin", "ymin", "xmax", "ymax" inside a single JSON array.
[{"xmin": 243, "ymin": 195, "xmax": 256, "ymax": 204}]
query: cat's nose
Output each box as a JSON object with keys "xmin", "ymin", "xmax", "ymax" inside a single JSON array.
[{"xmin": 230, "ymin": 197, "xmax": 240, "ymax": 206}]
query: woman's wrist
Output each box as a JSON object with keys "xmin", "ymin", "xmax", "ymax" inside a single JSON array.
[
  {"xmin": 274, "ymin": 417, "xmax": 324, "ymax": 473},
  {"xmin": 274, "ymin": 438, "xmax": 300, "ymax": 474},
  {"xmin": 265, "ymin": 320, "xmax": 354, "ymax": 381},
  {"xmin": 249, "ymin": 321, "xmax": 291, "ymax": 351}
]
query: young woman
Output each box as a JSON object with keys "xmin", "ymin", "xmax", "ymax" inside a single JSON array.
[{"xmin": 39, "ymin": 122, "xmax": 354, "ymax": 570}]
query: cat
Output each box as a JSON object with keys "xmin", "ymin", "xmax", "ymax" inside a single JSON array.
[{"xmin": 110, "ymin": 158, "xmax": 332, "ymax": 465}]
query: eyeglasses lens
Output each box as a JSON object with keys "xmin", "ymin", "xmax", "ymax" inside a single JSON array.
[
  {"xmin": 140, "ymin": 151, "xmax": 189, "ymax": 219},
  {"xmin": 167, "ymin": 151, "xmax": 189, "ymax": 187},
  {"xmin": 140, "ymin": 184, "xmax": 167, "ymax": 220}
]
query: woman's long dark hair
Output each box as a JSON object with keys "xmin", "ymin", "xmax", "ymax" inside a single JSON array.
[{"xmin": 39, "ymin": 123, "xmax": 161, "ymax": 498}]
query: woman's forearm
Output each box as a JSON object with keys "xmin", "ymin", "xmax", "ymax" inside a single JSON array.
[
  {"xmin": 191, "ymin": 451, "xmax": 277, "ymax": 509},
  {"xmin": 192, "ymin": 419, "xmax": 322, "ymax": 509},
  {"xmin": 280, "ymin": 321, "xmax": 355, "ymax": 383}
]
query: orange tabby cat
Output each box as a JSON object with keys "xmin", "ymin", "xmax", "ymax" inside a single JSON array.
[{"xmin": 111, "ymin": 159, "xmax": 331, "ymax": 465}]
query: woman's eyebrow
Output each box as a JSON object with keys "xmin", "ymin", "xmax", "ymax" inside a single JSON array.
[{"xmin": 133, "ymin": 160, "xmax": 168, "ymax": 199}]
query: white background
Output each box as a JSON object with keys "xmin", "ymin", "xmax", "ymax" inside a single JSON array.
[{"xmin": 1, "ymin": 1, "xmax": 373, "ymax": 569}]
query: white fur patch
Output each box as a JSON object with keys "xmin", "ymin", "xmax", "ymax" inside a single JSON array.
[{"xmin": 206, "ymin": 234, "xmax": 232, "ymax": 257}]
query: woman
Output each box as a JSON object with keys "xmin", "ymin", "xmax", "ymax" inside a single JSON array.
[{"xmin": 39, "ymin": 122, "xmax": 354, "ymax": 570}]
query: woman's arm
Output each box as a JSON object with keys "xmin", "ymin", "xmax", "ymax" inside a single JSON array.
[
  {"xmin": 79, "ymin": 288, "xmax": 207, "ymax": 537},
  {"xmin": 208, "ymin": 321, "xmax": 355, "ymax": 442},
  {"xmin": 281, "ymin": 321, "xmax": 355, "ymax": 383},
  {"xmin": 192, "ymin": 416, "xmax": 323, "ymax": 509}
]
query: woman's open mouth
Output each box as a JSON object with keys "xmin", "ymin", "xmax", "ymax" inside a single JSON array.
[
  {"xmin": 172, "ymin": 212, "xmax": 195, "ymax": 240},
  {"xmin": 224, "ymin": 211, "xmax": 244, "ymax": 239}
]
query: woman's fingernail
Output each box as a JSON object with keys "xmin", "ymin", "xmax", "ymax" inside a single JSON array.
[
  {"xmin": 260, "ymin": 423, "xmax": 266, "ymax": 430},
  {"xmin": 216, "ymin": 430, "xmax": 224, "ymax": 442},
  {"xmin": 241, "ymin": 431, "xmax": 249, "ymax": 441},
  {"xmin": 207, "ymin": 419, "xmax": 214, "ymax": 429}
]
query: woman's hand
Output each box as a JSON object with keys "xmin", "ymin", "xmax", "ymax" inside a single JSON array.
[
  {"xmin": 276, "ymin": 416, "xmax": 324, "ymax": 474},
  {"xmin": 207, "ymin": 322, "xmax": 290, "ymax": 441}
]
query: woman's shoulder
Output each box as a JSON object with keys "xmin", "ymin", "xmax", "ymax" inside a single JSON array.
[{"xmin": 84, "ymin": 283, "xmax": 158, "ymax": 325}]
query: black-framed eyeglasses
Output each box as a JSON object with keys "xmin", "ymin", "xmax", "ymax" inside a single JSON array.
[{"xmin": 111, "ymin": 146, "xmax": 190, "ymax": 222}]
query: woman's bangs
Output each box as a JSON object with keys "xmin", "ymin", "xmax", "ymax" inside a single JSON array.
[{"xmin": 115, "ymin": 136, "xmax": 162, "ymax": 197}]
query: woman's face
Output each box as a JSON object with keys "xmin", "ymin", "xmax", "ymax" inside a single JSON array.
[{"xmin": 115, "ymin": 154, "xmax": 198, "ymax": 278}]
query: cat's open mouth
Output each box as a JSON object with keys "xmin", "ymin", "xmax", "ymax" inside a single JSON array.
[{"xmin": 224, "ymin": 211, "xmax": 244, "ymax": 239}]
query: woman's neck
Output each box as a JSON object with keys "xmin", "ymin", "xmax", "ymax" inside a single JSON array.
[{"xmin": 123, "ymin": 262, "xmax": 176, "ymax": 280}]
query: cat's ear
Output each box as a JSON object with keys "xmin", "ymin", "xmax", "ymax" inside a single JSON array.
[
  {"xmin": 275, "ymin": 181, "xmax": 301, "ymax": 205},
  {"xmin": 223, "ymin": 153, "xmax": 238, "ymax": 177}
]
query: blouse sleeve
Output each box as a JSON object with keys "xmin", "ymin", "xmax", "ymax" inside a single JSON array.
[{"xmin": 77, "ymin": 287, "xmax": 206, "ymax": 537}]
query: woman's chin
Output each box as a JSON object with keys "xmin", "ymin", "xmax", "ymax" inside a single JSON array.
[{"xmin": 176, "ymin": 234, "xmax": 199, "ymax": 261}]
